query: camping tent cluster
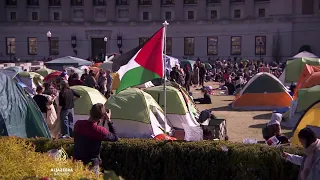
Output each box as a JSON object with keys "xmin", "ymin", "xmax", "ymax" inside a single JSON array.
[
  {"xmin": 0, "ymin": 54, "xmax": 204, "ymax": 140},
  {"xmin": 232, "ymin": 51, "xmax": 320, "ymax": 146}
]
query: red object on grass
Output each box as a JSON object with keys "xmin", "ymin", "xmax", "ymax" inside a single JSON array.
[{"xmin": 154, "ymin": 134, "xmax": 177, "ymax": 141}]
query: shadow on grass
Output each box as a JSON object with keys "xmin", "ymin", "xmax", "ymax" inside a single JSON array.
[
  {"xmin": 249, "ymin": 123, "xmax": 266, "ymax": 129},
  {"xmin": 253, "ymin": 113, "xmax": 272, "ymax": 120},
  {"xmin": 208, "ymin": 106, "xmax": 233, "ymax": 111}
]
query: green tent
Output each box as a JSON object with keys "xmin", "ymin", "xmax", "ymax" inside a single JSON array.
[
  {"xmin": 285, "ymin": 57, "xmax": 320, "ymax": 82},
  {"xmin": 105, "ymin": 88, "xmax": 162, "ymax": 124},
  {"xmin": 71, "ymin": 86, "xmax": 107, "ymax": 115},
  {"xmin": 36, "ymin": 68, "xmax": 56, "ymax": 77},
  {"xmin": 145, "ymin": 86, "xmax": 188, "ymax": 115},
  {"xmin": 242, "ymin": 72, "xmax": 287, "ymax": 94},
  {"xmin": 0, "ymin": 72, "xmax": 50, "ymax": 138},
  {"xmin": 180, "ymin": 60, "xmax": 196, "ymax": 70},
  {"xmin": 297, "ymin": 85, "xmax": 320, "ymax": 112}
]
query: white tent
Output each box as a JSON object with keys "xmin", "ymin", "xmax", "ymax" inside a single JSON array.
[{"xmin": 293, "ymin": 51, "xmax": 318, "ymax": 58}]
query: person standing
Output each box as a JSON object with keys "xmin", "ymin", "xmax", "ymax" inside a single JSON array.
[
  {"xmin": 97, "ymin": 71, "xmax": 107, "ymax": 96},
  {"xmin": 282, "ymin": 127, "xmax": 320, "ymax": 180},
  {"xmin": 59, "ymin": 80, "xmax": 81, "ymax": 137},
  {"xmin": 33, "ymin": 86, "xmax": 50, "ymax": 118},
  {"xmin": 199, "ymin": 63, "xmax": 206, "ymax": 87},
  {"xmin": 105, "ymin": 70, "xmax": 113, "ymax": 99},
  {"xmin": 74, "ymin": 103, "xmax": 118, "ymax": 174},
  {"xmin": 184, "ymin": 65, "xmax": 191, "ymax": 92},
  {"xmin": 81, "ymin": 68, "xmax": 89, "ymax": 81},
  {"xmin": 192, "ymin": 64, "xmax": 199, "ymax": 87},
  {"xmin": 83, "ymin": 70, "xmax": 97, "ymax": 88}
]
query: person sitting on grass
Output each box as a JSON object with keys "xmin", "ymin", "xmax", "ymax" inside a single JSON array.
[
  {"xmin": 194, "ymin": 89, "xmax": 212, "ymax": 104},
  {"xmin": 262, "ymin": 113, "xmax": 289, "ymax": 144},
  {"xmin": 73, "ymin": 103, "xmax": 118, "ymax": 175}
]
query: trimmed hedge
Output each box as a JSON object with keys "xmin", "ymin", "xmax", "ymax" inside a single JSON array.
[{"xmin": 29, "ymin": 138, "xmax": 303, "ymax": 180}]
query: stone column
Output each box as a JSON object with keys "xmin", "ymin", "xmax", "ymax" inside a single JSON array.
[
  {"xmin": 174, "ymin": 0, "xmax": 184, "ymax": 21},
  {"xmin": 107, "ymin": 0, "xmax": 116, "ymax": 21},
  {"xmin": 17, "ymin": 0, "xmax": 27, "ymax": 21},
  {"xmin": 62, "ymin": 0, "xmax": 71, "ymax": 22},
  {"xmin": 0, "ymin": 0, "xmax": 5, "ymax": 22},
  {"xmin": 197, "ymin": 0, "xmax": 206, "ymax": 20},
  {"xmin": 84, "ymin": 0, "xmax": 93, "ymax": 21},
  {"xmin": 152, "ymin": 0, "xmax": 161, "ymax": 21},
  {"xmin": 129, "ymin": 0, "xmax": 138, "ymax": 21},
  {"xmin": 244, "ymin": 0, "xmax": 254, "ymax": 18},
  {"xmin": 220, "ymin": 0, "xmax": 230, "ymax": 20},
  {"xmin": 39, "ymin": 0, "xmax": 49, "ymax": 22}
]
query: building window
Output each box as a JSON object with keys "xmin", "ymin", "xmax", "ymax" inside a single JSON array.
[
  {"xmin": 166, "ymin": 37, "xmax": 172, "ymax": 55},
  {"xmin": 142, "ymin": 12, "xmax": 149, "ymax": 20},
  {"xmin": 165, "ymin": 11, "xmax": 172, "ymax": 20},
  {"xmin": 118, "ymin": 9, "xmax": 129, "ymax": 18},
  {"xmin": 231, "ymin": 36, "xmax": 241, "ymax": 55},
  {"xmin": 162, "ymin": 0, "xmax": 174, "ymax": 5},
  {"xmin": 71, "ymin": 0, "xmax": 83, "ymax": 6},
  {"xmin": 255, "ymin": 36, "xmax": 266, "ymax": 55},
  {"xmin": 302, "ymin": 0, "xmax": 314, "ymax": 15},
  {"xmin": 27, "ymin": 0, "xmax": 39, "ymax": 6},
  {"xmin": 139, "ymin": 37, "xmax": 149, "ymax": 46},
  {"xmin": 116, "ymin": 0, "xmax": 129, "ymax": 5},
  {"xmin": 184, "ymin": 0, "xmax": 197, "ymax": 4},
  {"xmin": 187, "ymin": 11, "xmax": 194, "ymax": 20},
  {"xmin": 93, "ymin": 0, "xmax": 106, "ymax": 6},
  {"xmin": 28, "ymin": 37, "xmax": 37, "ymax": 55},
  {"xmin": 49, "ymin": 0, "xmax": 61, "ymax": 6},
  {"xmin": 31, "ymin": 12, "xmax": 38, "ymax": 21},
  {"xmin": 139, "ymin": 0, "xmax": 152, "ymax": 5},
  {"xmin": 184, "ymin": 37, "xmax": 195, "ymax": 55},
  {"xmin": 210, "ymin": 10, "xmax": 217, "ymax": 19},
  {"xmin": 6, "ymin": 37, "xmax": 16, "ymax": 55},
  {"xmin": 207, "ymin": 37, "xmax": 218, "ymax": 55},
  {"xmin": 50, "ymin": 37, "xmax": 59, "ymax": 55},
  {"xmin": 10, "ymin": 12, "xmax": 16, "ymax": 21},
  {"xmin": 6, "ymin": 0, "xmax": 17, "ymax": 6},
  {"xmin": 53, "ymin": 12, "xmax": 60, "ymax": 21},
  {"xmin": 234, "ymin": 9, "xmax": 241, "ymax": 18},
  {"xmin": 207, "ymin": 0, "xmax": 221, "ymax": 3},
  {"xmin": 258, "ymin": 8, "xmax": 265, "ymax": 17}
]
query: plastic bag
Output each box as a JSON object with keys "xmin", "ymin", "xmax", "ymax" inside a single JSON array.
[{"xmin": 182, "ymin": 123, "xmax": 203, "ymax": 142}]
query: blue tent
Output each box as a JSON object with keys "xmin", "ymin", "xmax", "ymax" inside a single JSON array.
[{"xmin": 0, "ymin": 72, "xmax": 50, "ymax": 138}]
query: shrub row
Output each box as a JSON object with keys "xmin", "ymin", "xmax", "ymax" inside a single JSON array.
[
  {"xmin": 0, "ymin": 137, "xmax": 98, "ymax": 179},
  {"xmin": 29, "ymin": 138, "xmax": 303, "ymax": 180}
]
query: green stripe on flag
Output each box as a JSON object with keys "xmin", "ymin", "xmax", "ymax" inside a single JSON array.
[{"xmin": 116, "ymin": 66, "xmax": 161, "ymax": 93}]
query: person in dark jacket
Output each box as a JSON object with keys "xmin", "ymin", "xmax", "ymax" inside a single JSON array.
[
  {"xmin": 194, "ymin": 89, "xmax": 212, "ymax": 104},
  {"xmin": 184, "ymin": 65, "xmax": 191, "ymax": 92},
  {"xmin": 74, "ymin": 103, "xmax": 118, "ymax": 174},
  {"xmin": 199, "ymin": 63, "xmax": 206, "ymax": 87},
  {"xmin": 59, "ymin": 80, "xmax": 81, "ymax": 137},
  {"xmin": 81, "ymin": 68, "xmax": 89, "ymax": 81},
  {"xmin": 170, "ymin": 67, "xmax": 179, "ymax": 83}
]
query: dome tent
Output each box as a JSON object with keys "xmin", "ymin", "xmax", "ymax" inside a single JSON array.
[
  {"xmin": 102, "ymin": 88, "xmax": 172, "ymax": 138},
  {"xmin": 0, "ymin": 72, "xmax": 50, "ymax": 138},
  {"xmin": 144, "ymin": 85, "xmax": 200, "ymax": 130},
  {"xmin": 291, "ymin": 100, "xmax": 320, "ymax": 146},
  {"xmin": 232, "ymin": 72, "xmax": 292, "ymax": 110}
]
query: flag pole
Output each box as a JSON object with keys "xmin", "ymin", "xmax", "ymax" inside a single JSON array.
[{"xmin": 163, "ymin": 21, "xmax": 169, "ymax": 136}]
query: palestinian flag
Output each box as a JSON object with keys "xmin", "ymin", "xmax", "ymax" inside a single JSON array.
[{"xmin": 116, "ymin": 27, "xmax": 165, "ymax": 93}]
